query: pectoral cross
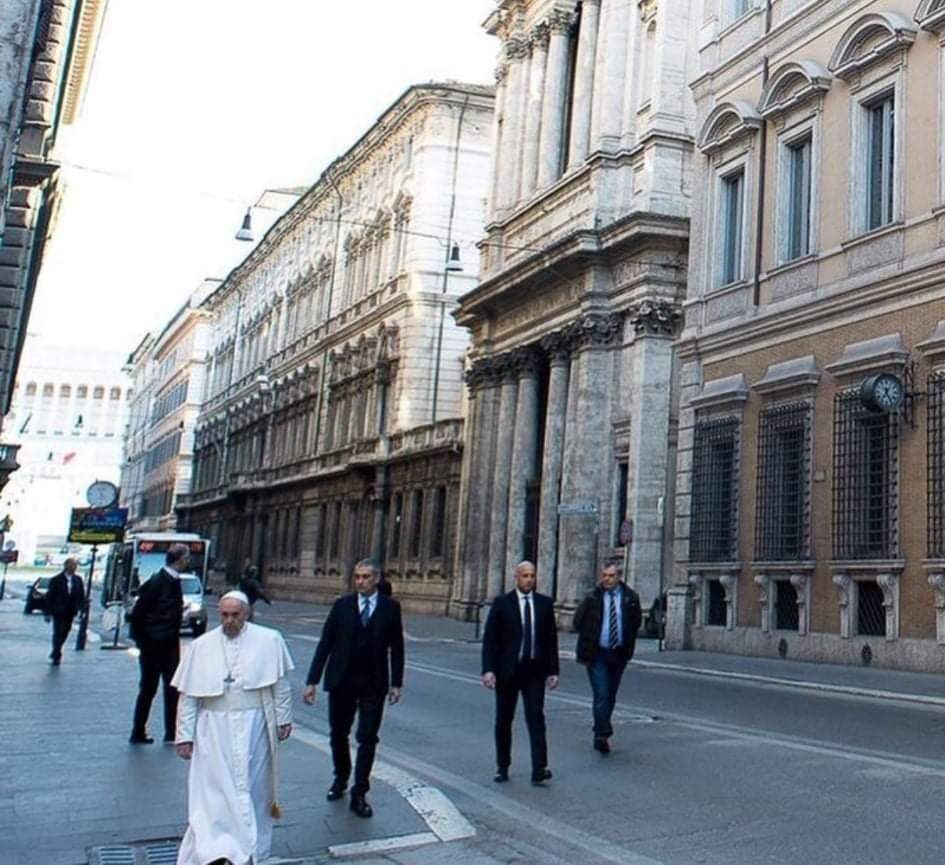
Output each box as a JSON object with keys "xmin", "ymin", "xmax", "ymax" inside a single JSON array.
[{"xmin": 224, "ymin": 672, "xmax": 235, "ymax": 690}]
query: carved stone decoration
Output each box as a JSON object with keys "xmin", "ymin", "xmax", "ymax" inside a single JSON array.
[
  {"xmin": 540, "ymin": 330, "xmax": 571, "ymax": 365},
  {"xmin": 928, "ymin": 572, "xmax": 945, "ymax": 644},
  {"xmin": 547, "ymin": 9, "xmax": 576, "ymax": 34},
  {"xmin": 464, "ymin": 356, "xmax": 498, "ymax": 391},
  {"xmin": 505, "ymin": 36, "xmax": 530, "ymax": 61},
  {"xmin": 719, "ymin": 573, "xmax": 737, "ymax": 631},
  {"xmin": 530, "ymin": 21, "xmax": 550, "ymax": 50},
  {"xmin": 511, "ymin": 346, "xmax": 543, "ymax": 379},
  {"xmin": 566, "ymin": 312, "xmax": 623, "ymax": 353},
  {"xmin": 832, "ymin": 573, "xmax": 851, "ymax": 639},
  {"xmin": 495, "ymin": 64, "xmax": 508, "ymax": 84},
  {"xmin": 754, "ymin": 574, "xmax": 771, "ymax": 633},
  {"xmin": 790, "ymin": 572, "xmax": 809, "ymax": 636},
  {"xmin": 688, "ymin": 573, "xmax": 704, "ymax": 629},
  {"xmin": 875, "ymin": 572, "xmax": 899, "ymax": 641},
  {"xmin": 628, "ymin": 300, "xmax": 682, "ymax": 337}
]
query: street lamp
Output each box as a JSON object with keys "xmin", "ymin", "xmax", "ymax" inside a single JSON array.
[
  {"xmin": 429, "ymin": 242, "xmax": 463, "ymax": 425},
  {"xmin": 235, "ymin": 208, "xmax": 254, "ymax": 242}
]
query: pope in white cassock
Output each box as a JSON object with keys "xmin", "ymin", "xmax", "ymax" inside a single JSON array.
[{"xmin": 172, "ymin": 590, "xmax": 295, "ymax": 865}]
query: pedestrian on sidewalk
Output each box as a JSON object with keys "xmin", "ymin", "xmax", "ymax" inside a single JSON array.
[
  {"xmin": 573, "ymin": 561, "xmax": 642, "ymax": 755},
  {"xmin": 302, "ymin": 558, "xmax": 405, "ymax": 819},
  {"xmin": 238, "ymin": 565, "xmax": 272, "ymax": 620},
  {"xmin": 127, "ymin": 543, "xmax": 186, "ymax": 744},
  {"xmin": 44, "ymin": 557, "xmax": 84, "ymax": 666},
  {"xmin": 172, "ymin": 590, "xmax": 294, "ymax": 865},
  {"xmin": 481, "ymin": 560, "xmax": 559, "ymax": 786}
]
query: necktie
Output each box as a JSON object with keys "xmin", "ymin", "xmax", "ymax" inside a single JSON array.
[
  {"xmin": 522, "ymin": 594, "xmax": 533, "ymax": 661},
  {"xmin": 608, "ymin": 591, "xmax": 620, "ymax": 649},
  {"xmin": 360, "ymin": 598, "xmax": 370, "ymax": 627}
]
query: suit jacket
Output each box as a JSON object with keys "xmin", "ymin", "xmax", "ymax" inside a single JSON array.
[
  {"xmin": 129, "ymin": 568, "xmax": 183, "ymax": 642},
  {"xmin": 46, "ymin": 571, "xmax": 85, "ymax": 619},
  {"xmin": 481, "ymin": 590, "xmax": 560, "ymax": 682},
  {"xmin": 573, "ymin": 582, "xmax": 643, "ymax": 665},
  {"xmin": 306, "ymin": 592, "xmax": 405, "ymax": 693}
]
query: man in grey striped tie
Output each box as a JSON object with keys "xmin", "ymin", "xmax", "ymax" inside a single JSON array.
[{"xmin": 573, "ymin": 562, "xmax": 643, "ymax": 754}]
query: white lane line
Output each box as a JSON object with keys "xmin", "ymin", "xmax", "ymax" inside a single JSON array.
[
  {"xmin": 328, "ymin": 832, "xmax": 438, "ymax": 858},
  {"xmin": 290, "ymin": 633, "xmax": 318, "ymax": 642},
  {"xmin": 291, "ymin": 725, "xmax": 475, "ymax": 845}
]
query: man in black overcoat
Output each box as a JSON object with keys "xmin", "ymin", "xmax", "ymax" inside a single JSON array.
[
  {"xmin": 45, "ymin": 557, "xmax": 85, "ymax": 665},
  {"xmin": 303, "ymin": 558, "xmax": 405, "ymax": 819},
  {"xmin": 481, "ymin": 560, "xmax": 559, "ymax": 785}
]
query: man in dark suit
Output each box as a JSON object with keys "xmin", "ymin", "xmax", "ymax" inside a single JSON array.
[
  {"xmin": 127, "ymin": 544, "xmax": 187, "ymax": 744},
  {"xmin": 45, "ymin": 557, "xmax": 85, "ymax": 666},
  {"xmin": 574, "ymin": 561, "xmax": 643, "ymax": 754},
  {"xmin": 481, "ymin": 560, "xmax": 559, "ymax": 786},
  {"xmin": 303, "ymin": 558, "xmax": 405, "ymax": 818}
]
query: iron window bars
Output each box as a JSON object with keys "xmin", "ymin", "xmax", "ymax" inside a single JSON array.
[
  {"xmin": 691, "ymin": 416, "xmax": 740, "ymax": 562},
  {"xmin": 928, "ymin": 371, "xmax": 945, "ymax": 557}
]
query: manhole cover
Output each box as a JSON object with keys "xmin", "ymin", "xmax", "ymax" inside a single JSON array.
[
  {"xmin": 89, "ymin": 840, "xmax": 179, "ymax": 865},
  {"xmin": 144, "ymin": 843, "xmax": 179, "ymax": 865}
]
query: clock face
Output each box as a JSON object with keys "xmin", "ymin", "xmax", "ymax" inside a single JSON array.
[
  {"xmin": 87, "ymin": 481, "xmax": 118, "ymax": 509},
  {"xmin": 874, "ymin": 374, "xmax": 904, "ymax": 411}
]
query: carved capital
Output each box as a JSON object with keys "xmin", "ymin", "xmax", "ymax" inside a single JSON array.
[
  {"xmin": 789, "ymin": 572, "xmax": 808, "ymax": 605},
  {"xmin": 505, "ymin": 36, "xmax": 530, "ymax": 60},
  {"xmin": 832, "ymin": 573, "xmax": 850, "ymax": 607},
  {"xmin": 511, "ymin": 346, "xmax": 543, "ymax": 379},
  {"xmin": 628, "ymin": 300, "xmax": 682, "ymax": 337},
  {"xmin": 540, "ymin": 330, "xmax": 571, "ymax": 365},
  {"xmin": 464, "ymin": 357, "xmax": 499, "ymax": 390},
  {"xmin": 494, "ymin": 351, "xmax": 521, "ymax": 384},
  {"xmin": 548, "ymin": 9, "xmax": 576, "ymax": 34},
  {"xmin": 531, "ymin": 22, "xmax": 550, "ymax": 50},
  {"xmin": 930, "ymin": 572, "xmax": 945, "ymax": 608},
  {"xmin": 495, "ymin": 63, "xmax": 508, "ymax": 84},
  {"xmin": 566, "ymin": 312, "xmax": 623, "ymax": 353},
  {"xmin": 876, "ymin": 572, "xmax": 897, "ymax": 608}
]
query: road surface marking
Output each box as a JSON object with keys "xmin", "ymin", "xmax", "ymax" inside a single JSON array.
[{"xmin": 327, "ymin": 832, "xmax": 438, "ymax": 858}]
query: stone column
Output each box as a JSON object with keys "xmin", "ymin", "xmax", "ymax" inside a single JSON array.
[
  {"xmin": 504, "ymin": 349, "xmax": 542, "ymax": 582},
  {"xmin": 624, "ymin": 301, "xmax": 682, "ymax": 610},
  {"xmin": 498, "ymin": 36, "xmax": 529, "ymax": 213},
  {"xmin": 555, "ymin": 313, "xmax": 622, "ymax": 613},
  {"xmin": 566, "ymin": 0, "xmax": 601, "ymax": 171},
  {"xmin": 486, "ymin": 357, "xmax": 519, "ymax": 599},
  {"xmin": 521, "ymin": 25, "xmax": 548, "ymax": 200},
  {"xmin": 536, "ymin": 333, "xmax": 571, "ymax": 598},
  {"xmin": 488, "ymin": 62, "xmax": 508, "ymax": 222},
  {"xmin": 370, "ymin": 466, "xmax": 387, "ymax": 561},
  {"xmin": 592, "ymin": 0, "xmax": 631, "ymax": 153},
  {"xmin": 537, "ymin": 11, "xmax": 574, "ymax": 189}
]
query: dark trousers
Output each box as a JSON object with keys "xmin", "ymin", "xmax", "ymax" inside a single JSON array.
[
  {"xmin": 494, "ymin": 660, "xmax": 548, "ymax": 773},
  {"xmin": 587, "ymin": 649, "xmax": 627, "ymax": 738},
  {"xmin": 132, "ymin": 637, "xmax": 180, "ymax": 738},
  {"xmin": 328, "ymin": 675, "xmax": 385, "ymax": 795},
  {"xmin": 50, "ymin": 615, "xmax": 74, "ymax": 661}
]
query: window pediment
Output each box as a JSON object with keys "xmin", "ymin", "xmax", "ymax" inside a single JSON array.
[
  {"xmin": 915, "ymin": 0, "xmax": 945, "ymax": 32},
  {"xmin": 758, "ymin": 61, "xmax": 831, "ymax": 118},
  {"xmin": 828, "ymin": 12, "xmax": 916, "ymax": 81},
  {"xmin": 697, "ymin": 101, "xmax": 762, "ymax": 154}
]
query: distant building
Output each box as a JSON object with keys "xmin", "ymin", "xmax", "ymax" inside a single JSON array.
[{"xmin": 1, "ymin": 342, "xmax": 129, "ymax": 562}]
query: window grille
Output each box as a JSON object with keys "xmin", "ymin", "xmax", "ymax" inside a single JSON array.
[
  {"xmin": 390, "ymin": 493, "xmax": 403, "ymax": 557},
  {"xmin": 774, "ymin": 580, "xmax": 799, "ymax": 631},
  {"xmin": 706, "ymin": 579, "xmax": 726, "ymax": 626},
  {"xmin": 691, "ymin": 417, "xmax": 740, "ymax": 562},
  {"xmin": 755, "ymin": 401, "xmax": 811, "ymax": 561},
  {"xmin": 409, "ymin": 490, "xmax": 424, "ymax": 559},
  {"xmin": 857, "ymin": 580, "xmax": 886, "ymax": 636},
  {"xmin": 430, "ymin": 487, "xmax": 447, "ymax": 558},
  {"xmin": 832, "ymin": 388, "xmax": 898, "ymax": 559},
  {"xmin": 928, "ymin": 371, "xmax": 945, "ymax": 557}
]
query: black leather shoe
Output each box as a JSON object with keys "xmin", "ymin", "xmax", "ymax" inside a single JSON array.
[
  {"xmin": 349, "ymin": 793, "xmax": 373, "ymax": 818},
  {"xmin": 129, "ymin": 733, "xmax": 154, "ymax": 744},
  {"xmin": 493, "ymin": 769, "xmax": 509, "ymax": 783},
  {"xmin": 326, "ymin": 781, "xmax": 347, "ymax": 801},
  {"xmin": 593, "ymin": 736, "xmax": 611, "ymax": 754},
  {"xmin": 531, "ymin": 768, "xmax": 553, "ymax": 786}
]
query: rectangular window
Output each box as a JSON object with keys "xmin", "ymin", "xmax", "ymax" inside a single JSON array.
[
  {"xmin": 409, "ymin": 489, "xmax": 424, "ymax": 558},
  {"xmin": 774, "ymin": 580, "xmax": 800, "ymax": 631},
  {"xmin": 691, "ymin": 417, "xmax": 739, "ymax": 562},
  {"xmin": 755, "ymin": 402, "xmax": 811, "ymax": 561},
  {"xmin": 928, "ymin": 372, "xmax": 945, "ymax": 557},
  {"xmin": 729, "ymin": 0, "xmax": 750, "ymax": 21},
  {"xmin": 857, "ymin": 580, "xmax": 886, "ymax": 636},
  {"xmin": 706, "ymin": 579, "xmax": 727, "ymax": 626},
  {"xmin": 719, "ymin": 170, "xmax": 744, "ymax": 285},
  {"xmin": 866, "ymin": 95, "xmax": 895, "ymax": 230},
  {"xmin": 615, "ymin": 461, "xmax": 629, "ymax": 546},
  {"xmin": 330, "ymin": 502, "xmax": 342, "ymax": 559},
  {"xmin": 430, "ymin": 486, "xmax": 447, "ymax": 558},
  {"xmin": 390, "ymin": 493, "xmax": 403, "ymax": 558},
  {"xmin": 786, "ymin": 137, "xmax": 812, "ymax": 260}
]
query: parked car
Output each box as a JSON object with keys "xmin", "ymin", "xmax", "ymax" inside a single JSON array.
[
  {"xmin": 23, "ymin": 577, "xmax": 52, "ymax": 614},
  {"xmin": 125, "ymin": 572, "xmax": 208, "ymax": 637}
]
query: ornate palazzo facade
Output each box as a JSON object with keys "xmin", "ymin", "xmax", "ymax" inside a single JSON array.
[
  {"xmin": 179, "ymin": 84, "xmax": 493, "ymax": 614},
  {"xmin": 453, "ymin": 0, "xmax": 697, "ymax": 621}
]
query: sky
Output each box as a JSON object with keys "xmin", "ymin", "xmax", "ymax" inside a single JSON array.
[{"xmin": 24, "ymin": 0, "xmax": 497, "ymax": 362}]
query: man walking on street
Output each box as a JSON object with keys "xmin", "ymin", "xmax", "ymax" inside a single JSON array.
[
  {"xmin": 127, "ymin": 543, "xmax": 186, "ymax": 744},
  {"xmin": 303, "ymin": 559, "xmax": 405, "ymax": 818},
  {"xmin": 239, "ymin": 565, "xmax": 272, "ymax": 620},
  {"xmin": 481, "ymin": 561, "xmax": 559, "ymax": 785},
  {"xmin": 574, "ymin": 561, "xmax": 642, "ymax": 754},
  {"xmin": 45, "ymin": 557, "xmax": 84, "ymax": 666}
]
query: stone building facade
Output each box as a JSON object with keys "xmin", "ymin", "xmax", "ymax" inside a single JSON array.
[
  {"xmin": 119, "ymin": 280, "xmax": 216, "ymax": 532},
  {"xmin": 452, "ymin": 0, "xmax": 697, "ymax": 622},
  {"xmin": 669, "ymin": 0, "xmax": 945, "ymax": 670},
  {"xmin": 178, "ymin": 83, "xmax": 493, "ymax": 613}
]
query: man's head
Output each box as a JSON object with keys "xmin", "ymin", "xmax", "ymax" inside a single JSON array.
[
  {"xmin": 600, "ymin": 562, "xmax": 621, "ymax": 592},
  {"xmin": 166, "ymin": 543, "xmax": 191, "ymax": 572},
  {"xmin": 63, "ymin": 557, "xmax": 78, "ymax": 575},
  {"xmin": 219, "ymin": 592, "xmax": 249, "ymax": 638},
  {"xmin": 353, "ymin": 559, "xmax": 380, "ymax": 597},
  {"xmin": 514, "ymin": 561, "xmax": 537, "ymax": 594}
]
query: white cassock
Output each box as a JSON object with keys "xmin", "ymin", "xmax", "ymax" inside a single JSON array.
[{"xmin": 172, "ymin": 622, "xmax": 294, "ymax": 865}]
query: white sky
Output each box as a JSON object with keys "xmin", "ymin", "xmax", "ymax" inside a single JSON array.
[{"xmin": 24, "ymin": 0, "xmax": 497, "ymax": 362}]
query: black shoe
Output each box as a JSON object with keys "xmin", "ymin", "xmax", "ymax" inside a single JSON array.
[
  {"xmin": 326, "ymin": 781, "xmax": 347, "ymax": 801},
  {"xmin": 493, "ymin": 769, "xmax": 509, "ymax": 783},
  {"xmin": 531, "ymin": 768, "xmax": 553, "ymax": 786},
  {"xmin": 593, "ymin": 736, "xmax": 611, "ymax": 754},
  {"xmin": 50, "ymin": 658, "xmax": 61, "ymax": 666},
  {"xmin": 349, "ymin": 793, "xmax": 373, "ymax": 818},
  {"xmin": 129, "ymin": 733, "xmax": 154, "ymax": 744},
  {"xmin": 163, "ymin": 735, "xmax": 176, "ymax": 744}
]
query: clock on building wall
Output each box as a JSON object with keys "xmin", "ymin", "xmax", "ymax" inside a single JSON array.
[
  {"xmin": 859, "ymin": 373, "xmax": 905, "ymax": 414},
  {"xmin": 86, "ymin": 480, "xmax": 119, "ymax": 509}
]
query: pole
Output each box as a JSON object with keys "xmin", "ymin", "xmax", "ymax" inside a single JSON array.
[
  {"xmin": 74, "ymin": 544, "xmax": 98, "ymax": 651},
  {"xmin": 0, "ymin": 561, "xmax": 6, "ymax": 601}
]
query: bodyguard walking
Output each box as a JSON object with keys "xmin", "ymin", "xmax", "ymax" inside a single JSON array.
[
  {"xmin": 127, "ymin": 543, "xmax": 187, "ymax": 744},
  {"xmin": 573, "ymin": 561, "xmax": 642, "ymax": 754},
  {"xmin": 45, "ymin": 557, "xmax": 85, "ymax": 666}
]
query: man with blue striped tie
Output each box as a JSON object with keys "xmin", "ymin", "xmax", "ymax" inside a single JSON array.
[{"xmin": 574, "ymin": 562, "xmax": 642, "ymax": 754}]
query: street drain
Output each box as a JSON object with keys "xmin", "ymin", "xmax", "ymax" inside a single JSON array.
[{"xmin": 88, "ymin": 840, "xmax": 179, "ymax": 865}]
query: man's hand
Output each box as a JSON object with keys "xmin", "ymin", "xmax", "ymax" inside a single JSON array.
[
  {"xmin": 388, "ymin": 687, "xmax": 401, "ymax": 705},
  {"xmin": 546, "ymin": 675, "xmax": 559, "ymax": 690},
  {"xmin": 278, "ymin": 723, "xmax": 292, "ymax": 741},
  {"xmin": 302, "ymin": 685, "xmax": 317, "ymax": 705},
  {"xmin": 176, "ymin": 742, "xmax": 193, "ymax": 760},
  {"xmin": 481, "ymin": 672, "xmax": 496, "ymax": 689}
]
